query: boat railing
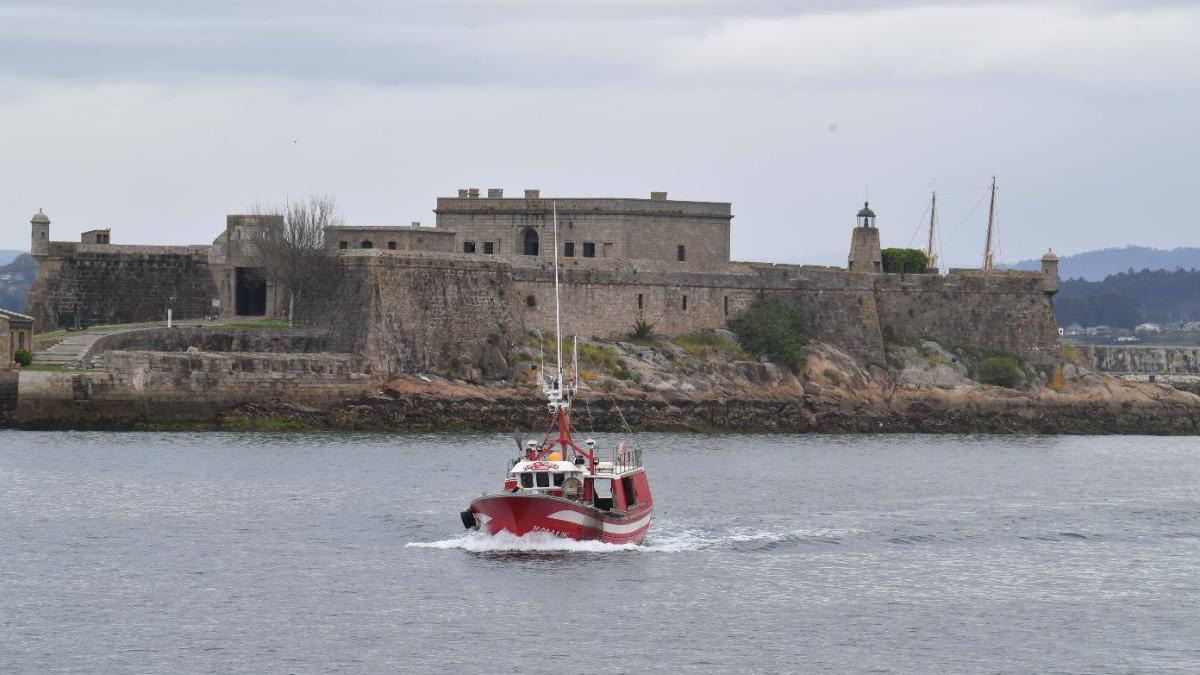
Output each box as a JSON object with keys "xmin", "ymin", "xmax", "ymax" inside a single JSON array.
[{"xmin": 597, "ymin": 443, "xmax": 642, "ymax": 474}]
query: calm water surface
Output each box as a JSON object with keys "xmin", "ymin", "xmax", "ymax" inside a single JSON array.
[{"xmin": 1, "ymin": 431, "xmax": 1198, "ymax": 674}]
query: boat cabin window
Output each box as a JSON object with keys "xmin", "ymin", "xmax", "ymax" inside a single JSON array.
[
  {"xmin": 535, "ymin": 472, "xmax": 550, "ymax": 488},
  {"xmin": 553, "ymin": 473, "xmax": 566, "ymax": 487},
  {"xmin": 520, "ymin": 473, "xmax": 534, "ymax": 488}
]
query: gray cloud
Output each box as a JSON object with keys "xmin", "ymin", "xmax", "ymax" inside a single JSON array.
[{"xmin": 1, "ymin": 1, "xmax": 1196, "ymax": 268}]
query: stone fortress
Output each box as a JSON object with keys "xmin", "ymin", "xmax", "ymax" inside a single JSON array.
[{"xmin": 22, "ymin": 187, "xmax": 1063, "ymax": 376}]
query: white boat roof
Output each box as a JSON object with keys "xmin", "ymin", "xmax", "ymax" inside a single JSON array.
[{"xmin": 511, "ymin": 460, "xmax": 584, "ymax": 474}]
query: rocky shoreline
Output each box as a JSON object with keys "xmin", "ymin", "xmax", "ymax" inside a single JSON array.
[{"xmin": 11, "ymin": 338, "xmax": 1197, "ymax": 434}]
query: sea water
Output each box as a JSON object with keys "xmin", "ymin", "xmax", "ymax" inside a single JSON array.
[{"xmin": 1, "ymin": 431, "xmax": 1197, "ymax": 674}]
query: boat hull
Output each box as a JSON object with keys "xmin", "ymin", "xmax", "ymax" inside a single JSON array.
[{"xmin": 469, "ymin": 493, "xmax": 652, "ymax": 545}]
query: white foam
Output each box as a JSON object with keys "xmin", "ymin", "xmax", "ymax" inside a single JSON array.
[{"xmin": 406, "ymin": 531, "xmax": 645, "ymax": 553}]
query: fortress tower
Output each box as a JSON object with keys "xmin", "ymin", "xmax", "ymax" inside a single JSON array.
[
  {"xmin": 30, "ymin": 209, "xmax": 50, "ymax": 259},
  {"xmin": 1041, "ymin": 248, "xmax": 1059, "ymax": 296},
  {"xmin": 847, "ymin": 202, "xmax": 882, "ymax": 273}
]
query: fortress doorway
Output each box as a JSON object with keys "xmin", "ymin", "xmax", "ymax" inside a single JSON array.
[
  {"xmin": 522, "ymin": 228, "xmax": 539, "ymax": 256},
  {"xmin": 235, "ymin": 267, "xmax": 267, "ymax": 316}
]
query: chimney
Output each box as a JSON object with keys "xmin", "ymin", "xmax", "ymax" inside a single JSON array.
[
  {"xmin": 487, "ymin": 188, "xmax": 503, "ymax": 199},
  {"xmin": 468, "ymin": 188, "xmax": 480, "ymax": 199},
  {"xmin": 650, "ymin": 191, "xmax": 668, "ymax": 201},
  {"xmin": 457, "ymin": 188, "xmax": 469, "ymax": 198},
  {"xmin": 524, "ymin": 189, "xmax": 540, "ymax": 199}
]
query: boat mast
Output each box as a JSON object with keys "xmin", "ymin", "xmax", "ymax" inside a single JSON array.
[
  {"xmin": 552, "ymin": 202, "xmax": 563, "ymax": 397},
  {"xmin": 926, "ymin": 190, "xmax": 938, "ymax": 272},
  {"xmin": 983, "ymin": 177, "xmax": 997, "ymax": 272}
]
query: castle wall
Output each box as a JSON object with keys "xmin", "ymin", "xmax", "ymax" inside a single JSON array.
[
  {"xmin": 345, "ymin": 252, "xmax": 1059, "ymax": 377},
  {"xmin": 12, "ymin": 351, "xmax": 371, "ymax": 425},
  {"xmin": 326, "ymin": 226, "xmax": 456, "ymax": 252},
  {"xmin": 26, "ymin": 243, "xmax": 215, "ymax": 332},
  {"xmin": 434, "ymin": 196, "xmax": 731, "ymax": 263},
  {"xmin": 873, "ymin": 270, "xmax": 1062, "ymax": 368}
]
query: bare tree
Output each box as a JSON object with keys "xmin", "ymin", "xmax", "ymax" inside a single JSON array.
[{"xmin": 254, "ymin": 196, "xmax": 343, "ymax": 327}]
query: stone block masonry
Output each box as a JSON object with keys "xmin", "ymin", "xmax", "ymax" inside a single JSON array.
[
  {"xmin": 341, "ymin": 251, "xmax": 1060, "ymax": 377},
  {"xmin": 26, "ymin": 242, "xmax": 215, "ymax": 332},
  {"xmin": 12, "ymin": 350, "xmax": 372, "ymax": 425}
]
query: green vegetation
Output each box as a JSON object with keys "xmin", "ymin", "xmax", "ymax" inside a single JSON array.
[
  {"xmin": 881, "ymin": 248, "xmax": 930, "ymax": 274},
  {"xmin": 1057, "ymin": 268, "xmax": 1200, "ymax": 328},
  {"xmin": 14, "ymin": 349, "xmax": 32, "ymax": 367},
  {"xmin": 672, "ymin": 331, "xmax": 745, "ymax": 359},
  {"xmin": 1062, "ymin": 344, "xmax": 1085, "ymax": 365},
  {"xmin": 628, "ymin": 318, "xmax": 657, "ymax": 345},
  {"xmin": 727, "ymin": 297, "xmax": 808, "ymax": 372},
  {"xmin": 218, "ymin": 320, "xmax": 292, "ymax": 329},
  {"xmin": 978, "ymin": 355, "xmax": 1022, "ymax": 388},
  {"xmin": 569, "ymin": 340, "xmax": 632, "ymax": 380}
]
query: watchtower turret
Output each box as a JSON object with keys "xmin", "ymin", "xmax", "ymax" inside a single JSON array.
[
  {"xmin": 847, "ymin": 202, "xmax": 882, "ymax": 273},
  {"xmin": 30, "ymin": 209, "xmax": 50, "ymax": 259},
  {"xmin": 1041, "ymin": 248, "xmax": 1059, "ymax": 296}
]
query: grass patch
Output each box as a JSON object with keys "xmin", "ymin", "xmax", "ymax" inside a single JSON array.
[
  {"xmin": 218, "ymin": 320, "xmax": 292, "ymax": 329},
  {"xmin": 672, "ymin": 331, "xmax": 745, "ymax": 359},
  {"xmin": 978, "ymin": 355, "xmax": 1022, "ymax": 388},
  {"xmin": 1062, "ymin": 344, "xmax": 1086, "ymax": 365}
]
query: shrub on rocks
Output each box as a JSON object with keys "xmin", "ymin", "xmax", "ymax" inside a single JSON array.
[
  {"xmin": 727, "ymin": 298, "xmax": 808, "ymax": 373},
  {"xmin": 14, "ymin": 350, "xmax": 32, "ymax": 367},
  {"xmin": 978, "ymin": 355, "xmax": 1022, "ymax": 388}
]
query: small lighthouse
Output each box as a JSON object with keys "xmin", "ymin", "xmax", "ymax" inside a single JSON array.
[{"xmin": 847, "ymin": 202, "xmax": 882, "ymax": 273}]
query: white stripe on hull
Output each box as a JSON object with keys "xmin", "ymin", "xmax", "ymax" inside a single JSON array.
[{"xmin": 547, "ymin": 509, "xmax": 652, "ymax": 535}]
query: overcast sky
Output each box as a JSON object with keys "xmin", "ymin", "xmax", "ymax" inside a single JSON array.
[{"xmin": 1, "ymin": 0, "xmax": 1196, "ymax": 266}]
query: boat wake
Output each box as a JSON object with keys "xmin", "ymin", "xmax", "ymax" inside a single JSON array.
[{"xmin": 406, "ymin": 524, "xmax": 864, "ymax": 554}]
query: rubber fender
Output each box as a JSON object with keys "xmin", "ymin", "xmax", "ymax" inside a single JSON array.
[{"xmin": 460, "ymin": 510, "xmax": 478, "ymax": 530}]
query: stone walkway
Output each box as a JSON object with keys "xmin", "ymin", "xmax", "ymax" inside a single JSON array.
[{"xmin": 32, "ymin": 321, "xmax": 206, "ymax": 367}]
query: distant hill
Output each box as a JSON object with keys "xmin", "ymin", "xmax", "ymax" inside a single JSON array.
[
  {"xmin": 1055, "ymin": 268, "xmax": 1200, "ymax": 328},
  {"xmin": 0, "ymin": 249, "xmax": 24, "ymax": 266},
  {"xmin": 1007, "ymin": 246, "xmax": 1200, "ymax": 281},
  {"xmin": 0, "ymin": 253, "xmax": 37, "ymax": 314}
]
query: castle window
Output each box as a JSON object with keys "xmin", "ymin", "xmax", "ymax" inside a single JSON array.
[
  {"xmin": 723, "ymin": 296, "xmax": 729, "ymax": 316},
  {"xmin": 677, "ymin": 245, "xmax": 686, "ymax": 262},
  {"xmin": 637, "ymin": 294, "xmax": 643, "ymax": 310},
  {"xmin": 338, "ymin": 241, "xmax": 348, "ymax": 250},
  {"xmin": 387, "ymin": 241, "xmax": 397, "ymax": 250},
  {"xmin": 360, "ymin": 240, "xmax": 374, "ymax": 249},
  {"xmin": 682, "ymin": 295, "xmax": 688, "ymax": 311},
  {"xmin": 464, "ymin": 241, "xmax": 476, "ymax": 254},
  {"xmin": 583, "ymin": 242, "xmax": 596, "ymax": 258},
  {"xmin": 564, "ymin": 242, "xmax": 575, "ymax": 257},
  {"xmin": 522, "ymin": 228, "xmax": 539, "ymax": 256},
  {"xmin": 526, "ymin": 295, "xmax": 537, "ymax": 308},
  {"xmin": 484, "ymin": 242, "xmax": 494, "ymax": 254}
]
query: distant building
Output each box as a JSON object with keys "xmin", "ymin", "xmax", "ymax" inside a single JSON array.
[
  {"xmin": 0, "ymin": 308, "xmax": 34, "ymax": 365},
  {"xmin": 1135, "ymin": 322, "xmax": 1162, "ymax": 334}
]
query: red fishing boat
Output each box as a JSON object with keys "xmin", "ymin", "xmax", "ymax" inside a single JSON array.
[{"xmin": 459, "ymin": 204, "xmax": 653, "ymax": 544}]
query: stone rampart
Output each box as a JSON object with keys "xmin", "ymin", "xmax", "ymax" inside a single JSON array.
[
  {"xmin": 26, "ymin": 242, "xmax": 215, "ymax": 332},
  {"xmin": 12, "ymin": 350, "xmax": 371, "ymax": 425},
  {"xmin": 342, "ymin": 251, "xmax": 1059, "ymax": 376},
  {"xmin": 873, "ymin": 270, "xmax": 1061, "ymax": 367},
  {"xmin": 1078, "ymin": 345, "xmax": 1200, "ymax": 374},
  {"xmin": 88, "ymin": 327, "xmax": 329, "ymax": 362}
]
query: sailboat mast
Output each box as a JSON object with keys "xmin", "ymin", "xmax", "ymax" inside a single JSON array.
[
  {"xmin": 926, "ymin": 190, "xmax": 937, "ymax": 271},
  {"xmin": 983, "ymin": 177, "xmax": 997, "ymax": 272}
]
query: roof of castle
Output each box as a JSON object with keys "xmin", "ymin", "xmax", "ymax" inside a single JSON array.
[
  {"xmin": 0, "ymin": 307, "xmax": 35, "ymax": 324},
  {"xmin": 1041, "ymin": 248, "xmax": 1059, "ymax": 262},
  {"xmin": 30, "ymin": 209, "xmax": 49, "ymax": 224},
  {"xmin": 857, "ymin": 201, "xmax": 876, "ymax": 218}
]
